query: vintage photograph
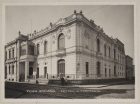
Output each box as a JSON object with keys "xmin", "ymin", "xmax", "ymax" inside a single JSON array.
[{"xmin": 4, "ymin": 5, "xmax": 135, "ymax": 99}]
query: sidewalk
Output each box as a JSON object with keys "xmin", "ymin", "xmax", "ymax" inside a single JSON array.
[{"xmin": 49, "ymin": 81, "xmax": 134, "ymax": 89}]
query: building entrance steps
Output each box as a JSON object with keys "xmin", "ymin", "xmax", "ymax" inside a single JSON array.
[
  {"xmin": 28, "ymin": 79, "xmax": 36, "ymax": 84},
  {"xmin": 37, "ymin": 78, "xmax": 49, "ymax": 85}
]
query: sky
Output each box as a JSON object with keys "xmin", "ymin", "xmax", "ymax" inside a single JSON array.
[{"xmin": 5, "ymin": 5, "xmax": 134, "ymax": 59}]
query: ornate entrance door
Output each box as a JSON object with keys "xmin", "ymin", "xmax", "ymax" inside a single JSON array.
[{"xmin": 58, "ymin": 59, "xmax": 65, "ymax": 78}]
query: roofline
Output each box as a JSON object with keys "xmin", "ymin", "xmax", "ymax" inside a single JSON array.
[{"xmin": 5, "ymin": 11, "xmax": 125, "ymax": 49}]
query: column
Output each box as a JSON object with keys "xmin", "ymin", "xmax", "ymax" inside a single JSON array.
[
  {"xmin": 26, "ymin": 42, "xmax": 28, "ymax": 55},
  {"xmin": 25, "ymin": 61, "xmax": 29, "ymax": 82}
]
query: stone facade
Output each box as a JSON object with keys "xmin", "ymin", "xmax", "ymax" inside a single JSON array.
[{"xmin": 5, "ymin": 11, "xmax": 126, "ymax": 83}]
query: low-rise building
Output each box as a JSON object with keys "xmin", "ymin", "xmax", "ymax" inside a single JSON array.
[{"xmin": 5, "ymin": 10, "xmax": 126, "ymax": 83}]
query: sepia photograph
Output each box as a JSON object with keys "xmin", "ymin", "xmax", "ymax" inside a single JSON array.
[{"xmin": 4, "ymin": 5, "xmax": 135, "ymax": 99}]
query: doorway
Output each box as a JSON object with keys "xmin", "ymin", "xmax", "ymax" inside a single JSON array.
[
  {"xmin": 58, "ymin": 59, "xmax": 65, "ymax": 78},
  {"xmin": 44, "ymin": 67, "xmax": 48, "ymax": 78}
]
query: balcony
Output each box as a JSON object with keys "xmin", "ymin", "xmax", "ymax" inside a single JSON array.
[
  {"xmin": 5, "ymin": 57, "xmax": 17, "ymax": 63},
  {"xmin": 20, "ymin": 55, "xmax": 35, "ymax": 62},
  {"xmin": 56, "ymin": 48, "xmax": 66, "ymax": 57}
]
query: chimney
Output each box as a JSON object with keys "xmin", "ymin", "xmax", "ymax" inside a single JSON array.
[
  {"xmin": 18, "ymin": 30, "xmax": 21, "ymax": 35},
  {"xmin": 50, "ymin": 22, "xmax": 53, "ymax": 27},
  {"xmin": 74, "ymin": 10, "xmax": 77, "ymax": 14},
  {"xmin": 34, "ymin": 30, "xmax": 37, "ymax": 34},
  {"xmin": 80, "ymin": 10, "xmax": 82, "ymax": 14}
]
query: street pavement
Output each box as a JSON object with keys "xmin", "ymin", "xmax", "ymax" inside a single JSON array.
[{"xmin": 5, "ymin": 82, "xmax": 135, "ymax": 99}]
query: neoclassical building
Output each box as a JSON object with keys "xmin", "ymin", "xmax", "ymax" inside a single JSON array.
[{"xmin": 5, "ymin": 10, "xmax": 126, "ymax": 83}]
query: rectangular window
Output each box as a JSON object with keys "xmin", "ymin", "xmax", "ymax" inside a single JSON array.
[
  {"xmin": 12, "ymin": 65, "xmax": 14, "ymax": 74},
  {"xmin": 44, "ymin": 67, "xmax": 47, "ymax": 78},
  {"xmin": 12, "ymin": 48, "xmax": 14, "ymax": 58},
  {"xmin": 114, "ymin": 66, "xmax": 116, "ymax": 76},
  {"xmin": 105, "ymin": 68, "xmax": 107, "ymax": 77},
  {"xmin": 114, "ymin": 49, "xmax": 116, "ymax": 59},
  {"xmin": 109, "ymin": 47, "xmax": 110, "ymax": 57},
  {"xmin": 97, "ymin": 39, "xmax": 100, "ymax": 52},
  {"xmin": 104, "ymin": 45, "xmax": 106, "ymax": 56},
  {"xmin": 5, "ymin": 66, "xmax": 7, "ymax": 79},
  {"xmin": 9, "ymin": 50, "xmax": 11, "ymax": 59},
  {"xmin": 97, "ymin": 62, "xmax": 101, "ymax": 77},
  {"xmin": 9, "ymin": 65, "xmax": 10, "ymax": 74},
  {"xmin": 37, "ymin": 44, "xmax": 40, "ymax": 55},
  {"xmin": 109, "ymin": 69, "xmax": 111, "ymax": 77},
  {"xmin": 5, "ymin": 51, "xmax": 7, "ymax": 60},
  {"xmin": 36, "ymin": 68, "xmax": 39, "ymax": 78},
  {"xmin": 44, "ymin": 41, "xmax": 47, "ymax": 54},
  {"xmin": 86, "ymin": 62, "xmax": 89, "ymax": 77}
]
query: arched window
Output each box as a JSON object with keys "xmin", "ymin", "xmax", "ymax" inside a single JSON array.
[
  {"xmin": 97, "ymin": 38, "xmax": 100, "ymax": 52},
  {"xmin": 57, "ymin": 59, "xmax": 65, "ymax": 77},
  {"xmin": 96, "ymin": 61, "xmax": 101, "ymax": 76},
  {"xmin": 58, "ymin": 33, "xmax": 65, "ymax": 49},
  {"xmin": 44, "ymin": 41, "xmax": 47, "ymax": 54}
]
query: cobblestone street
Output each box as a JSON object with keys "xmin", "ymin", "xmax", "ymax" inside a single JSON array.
[{"xmin": 5, "ymin": 82, "xmax": 135, "ymax": 99}]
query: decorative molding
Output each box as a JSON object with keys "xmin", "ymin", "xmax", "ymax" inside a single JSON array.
[
  {"xmin": 66, "ymin": 29, "xmax": 71, "ymax": 39},
  {"xmin": 57, "ymin": 27, "xmax": 63, "ymax": 34}
]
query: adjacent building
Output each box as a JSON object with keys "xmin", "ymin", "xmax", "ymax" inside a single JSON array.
[
  {"xmin": 125, "ymin": 55, "xmax": 135, "ymax": 80},
  {"xmin": 5, "ymin": 10, "xmax": 126, "ymax": 83}
]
